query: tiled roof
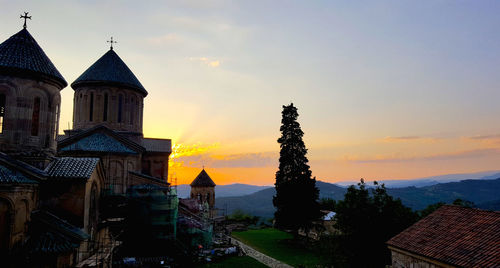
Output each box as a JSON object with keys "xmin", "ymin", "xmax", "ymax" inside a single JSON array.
[
  {"xmin": 26, "ymin": 210, "xmax": 89, "ymax": 253},
  {"xmin": 0, "ymin": 28, "xmax": 67, "ymax": 87},
  {"xmin": 45, "ymin": 157, "xmax": 99, "ymax": 180},
  {"xmin": 26, "ymin": 231, "xmax": 79, "ymax": 254},
  {"xmin": 142, "ymin": 138, "xmax": 172, "ymax": 153},
  {"xmin": 0, "ymin": 164, "xmax": 38, "ymax": 184},
  {"xmin": 190, "ymin": 169, "xmax": 216, "ymax": 187},
  {"xmin": 60, "ymin": 132, "xmax": 137, "ymax": 154},
  {"xmin": 72, "ymin": 49, "xmax": 147, "ymax": 95},
  {"xmin": 129, "ymin": 183, "xmax": 170, "ymax": 191},
  {"xmin": 387, "ymin": 205, "xmax": 500, "ymax": 267},
  {"xmin": 129, "ymin": 171, "xmax": 169, "ymax": 186}
]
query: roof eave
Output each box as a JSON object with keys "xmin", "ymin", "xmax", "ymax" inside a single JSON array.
[
  {"xmin": 0, "ymin": 66, "xmax": 68, "ymax": 88},
  {"xmin": 71, "ymin": 80, "xmax": 147, "ymax": 96}
]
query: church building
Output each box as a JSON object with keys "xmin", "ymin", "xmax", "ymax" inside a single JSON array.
[{"xmin": 0, "ymin": 14, "xmax": 173, "ymax": 267}]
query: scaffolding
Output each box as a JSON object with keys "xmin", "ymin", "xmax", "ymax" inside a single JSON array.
[
  {"xmin": 177, "ymin": 202, "xmax": 213, "ymax": 249},
  {"xmin": 126, "ymin": 184, "xmax": 179, "ymax": 241}
]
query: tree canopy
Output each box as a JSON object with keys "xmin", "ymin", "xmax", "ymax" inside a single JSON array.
[{"xmin": 325, "ymin": 179, "xmax": 418, "ymax": 267}]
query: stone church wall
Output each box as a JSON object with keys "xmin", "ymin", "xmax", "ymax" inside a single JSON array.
[
  {"xmin": 72, "ymin": 86, "xmax": 144, "ymax": 134},
  {"xmin": 390, "ymin": 248, "xmax": 454, "ymax": 268},
  {"xmin": 0, "ymin": 184, "xmax": 38, "ymax": 250},
  {"xmin": 0, "ymin": 76, "xmax": 61, "ymax": 155}
]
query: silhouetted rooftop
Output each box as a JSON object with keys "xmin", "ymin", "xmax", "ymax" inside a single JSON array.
[
  {"xmin": 59, "ymin": 132, "xmax": 137, "ymax": 154},
  {"xmin": 0, "ymin": 28, "xmax": 67, "ymax": 87},
  {"xmin": 190, "ymin": 169, "xmax": 216, "ymax": 187},
  {"xmin": 72, "ymin": 49, "xmax": 147, "ymax": 96}
]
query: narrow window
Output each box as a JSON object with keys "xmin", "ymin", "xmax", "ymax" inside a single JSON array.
[
  {"xmin": 103, "ymin": 93, "xmax": 108, "ymax": 121},
  {"xmin": 0, "ymin": 94, "xmax": 5, "ymax": 134},
  {"xmin": 129, "ymin": 97, "xmax": 135, "ymax": 125},
  {"xmin": 118, "ymin": 94, "xmax": 123, "ymax": 123},
  {"xmin": 53, "ymin": 105, "xmax": 59, "ymax": 140},
  {"xmin": 31, "ymin": 97, "xmax": 40, "ymax": 136},
  {"xmin": 89, "ymin": 93, "xmax": 94, "ymax": 122}
]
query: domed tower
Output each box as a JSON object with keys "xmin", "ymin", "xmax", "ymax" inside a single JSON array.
[
  {"xmin": 71, "ymin": 43, "xmax": 147, "ymax": 141},
  {"xmin": 0, "ymin": 24, "xmax": 67, "ymax": 166},
  {"xmin": 190, "ymin": 169, "xmax": 216, "ymax": 211}
]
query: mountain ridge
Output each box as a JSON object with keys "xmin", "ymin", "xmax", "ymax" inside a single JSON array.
[{"xmin": 215, "ymin": 177, "xmax": 500, "ymax": 219}]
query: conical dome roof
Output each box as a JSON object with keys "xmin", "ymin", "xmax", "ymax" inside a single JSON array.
[
  {"xmin": 72, "ymin": 49, "xmax": 147, "ymax": 96},
  {"xmin": 0, "ymin": 28, "xmax": 67, "ymax": 87},
  {"xmin": 190, "ymin": 169, "xmax": 216, "ymax": 187}
]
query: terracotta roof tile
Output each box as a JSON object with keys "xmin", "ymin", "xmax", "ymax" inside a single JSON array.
[{"xmin": 387, "ymin": 205, "xmax": 500, "ymax": 267}]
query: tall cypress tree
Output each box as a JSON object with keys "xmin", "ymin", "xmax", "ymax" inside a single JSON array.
[{"xmin": 273, "ymin": 103, "xmax": 320, "ymax": 235}]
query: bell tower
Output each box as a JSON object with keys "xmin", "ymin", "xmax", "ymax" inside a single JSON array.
[
  {"xmin": 190, "ymin": 169, "xmax": 216, "ymax": 212},
  {"xmin": 0, "ymin": 15, "xmax": 67, "ymax": 167}
]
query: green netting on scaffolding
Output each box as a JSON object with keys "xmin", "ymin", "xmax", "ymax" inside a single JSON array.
[
  {"xmin": 127, "ymin": 184, "xmax": 179, "ymax": 240},
  {"xmin": 177, "ymin": 215, "xmax": 213, "ymax": 248}
]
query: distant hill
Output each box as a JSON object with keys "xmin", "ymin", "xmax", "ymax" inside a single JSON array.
[
  {"xmin": 215, "ymin": 181, "xmax": 346, "ymax": 219},
  {"xmin": 215, "ymin": 178, "xmax": 500, "ymax": 219},
  {"xmin": 387, "ymin": 178, "xmax": 500, "ymax": 210},
  {"xmin": 175, "ymin": 183, "xmax": 271, "ymax": 198},
  {"xmin": 336, "ymin": 170, "xmax": 500, "ymax": 188}
]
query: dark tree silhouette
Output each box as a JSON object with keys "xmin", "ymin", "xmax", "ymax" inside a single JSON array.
[
  {"xmin": 326, "ymin": 179, "xmax": 418, "ymax": 267},
  {"xmin": 273, "ymin": 103, "xmax": 320, "ymax": 236}
]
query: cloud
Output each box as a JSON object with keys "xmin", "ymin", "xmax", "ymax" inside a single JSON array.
[
  {"xmin": 189, "ymin": 57, "xmax": 221, "ymax": 67},
  {"xmin": 467, "ymin": 134, "xmax": 500, "ymax": 140},
  {"xmin": 462, "ymin": 134, "xmax": 500, "ymax": 146},
  {"xmin": 344, "ymin": 148, "xmax": 500, "ymax": 164},
  {"xmin": 174, "ymin": 152, "xmax": 277, "ymax": 168},
  {"xmin": 380, "ymin": 136, "xmax": 441, "ymax": 143}
]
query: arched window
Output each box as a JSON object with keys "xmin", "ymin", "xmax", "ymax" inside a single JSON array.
[
  {"xmin": 206, "ymin": 193, "xmax": 210, "ymax": 204},
  {"xmin": 31, "ymin": 97, "xmax": 40, "ymax": 136},
  {"xmin": 118, "ymin": 94, "xmax": 123, "ymax": 123},
  {"xmin": 0, "ymin": 94, "xmax": 5, "ymax": 134},
  {"xmin": 103, "ymin": 93, "xmax": 108, "ymax": 121},
  {"xmin": 89, "ymin": 92, "xmax": 94, "ymax": 122}
]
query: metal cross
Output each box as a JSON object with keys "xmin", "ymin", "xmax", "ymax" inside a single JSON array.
[
  {"xmin": 20, "ymin": 12, "xmax": 31, "ymax": 29},
  {"xmin": 107, "ymin": 37, "xmax": 117, "ymax": 50}
]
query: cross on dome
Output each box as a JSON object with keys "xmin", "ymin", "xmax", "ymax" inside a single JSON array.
[
  {"xmin": 107, "ymin": 37, "xmax": 117, "ymax": 50},
  {"xmin": 20, "ymin": 12, "xmax": 31, "ymax": 29}
]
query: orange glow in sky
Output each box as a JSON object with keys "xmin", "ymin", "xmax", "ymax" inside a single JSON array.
[{"xmin": 3, "ymin": 2, "xmax": 500, "ymax": 186}]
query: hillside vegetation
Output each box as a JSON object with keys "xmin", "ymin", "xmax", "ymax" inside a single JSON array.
[{"xmin": 216, "ymin": 178, "xmax": 500, "ymax": 218}]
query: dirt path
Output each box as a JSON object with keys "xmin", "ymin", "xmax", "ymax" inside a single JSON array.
[{"xmin": 230, "ymin": 237, "xmax": 294, "ymax": 268}]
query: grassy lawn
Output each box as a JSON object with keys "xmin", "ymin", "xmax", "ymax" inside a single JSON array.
[
  {"xmin": 197, "ymin": 255, "xmax": 268, "ymax": 268},
  {"xmin": 232, "ymin": 228, "xmax": 322, "ymax": 267}
]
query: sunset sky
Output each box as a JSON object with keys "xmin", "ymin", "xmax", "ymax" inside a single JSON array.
[{"xmin": 2, "ymin": 1, "xmax": 500, "ymax": 185}]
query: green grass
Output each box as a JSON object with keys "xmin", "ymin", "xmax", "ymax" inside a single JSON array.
[
  {"xmin": 197, "ymin": 255, "xmax": 268, "ymax": 268},
  {"xmin": 232, "ymin": 228, "xmax": 322, "ymax": 267}
]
